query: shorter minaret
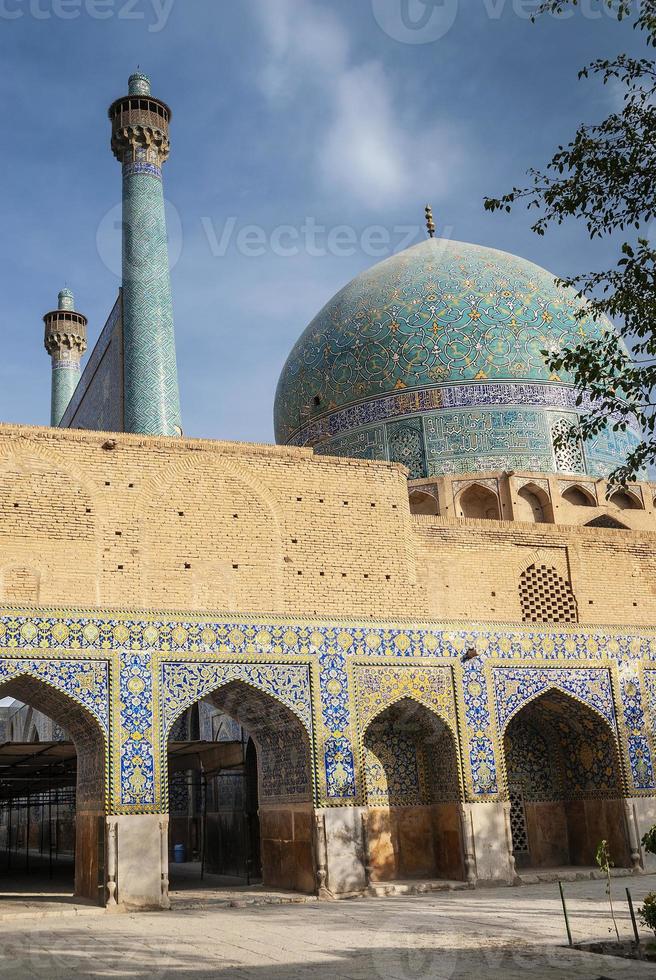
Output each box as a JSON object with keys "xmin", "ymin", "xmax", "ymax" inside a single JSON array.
[{"xmin": 43, "ymin": 289, "xmax": 87, "ymax": 426}]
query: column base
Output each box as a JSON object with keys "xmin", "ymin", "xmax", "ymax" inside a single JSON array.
[{"xmin": 111, "ymin": 814, "xmax": 170, "ymax": 910}]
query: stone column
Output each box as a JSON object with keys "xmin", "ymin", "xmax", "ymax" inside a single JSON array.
[{"xmin": 108, "ymin": 72, "xmax": 182, "ymax": 437}]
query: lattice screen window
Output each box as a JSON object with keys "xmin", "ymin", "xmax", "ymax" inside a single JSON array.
[
  {"xmin": 551, "ymin": 418, "xmax": 585, "ymax": 474},
  {"xmin": 519, "ymin": 563, "xmax": 578, "ymax": 624},
  {"xmin": 509, "ymin": 787, "xmax": 529, "ymax": 854}
]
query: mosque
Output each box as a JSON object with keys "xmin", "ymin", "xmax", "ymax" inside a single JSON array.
[{"xmin": 1, "ymin": 72, "xmax": 656, "ymax": 910}]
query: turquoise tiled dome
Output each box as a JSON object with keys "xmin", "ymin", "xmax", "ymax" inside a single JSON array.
[{"xmin": 274, "ymin": 238, "xmax": 638, "ymax": 478}]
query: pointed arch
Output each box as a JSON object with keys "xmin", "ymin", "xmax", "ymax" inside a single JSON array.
[
  {"xmin": 163, "ymin": 671, "xmax": 315, "ymax": 894},
  {"xmin": 515, "ymin": 483, "xmax": 553, "ymax": 524},
  {"xmin": 457, "ymin": 483, "xmax": 501, "ymax": 520},
  {"xmin": 409, "ymin": 488, "xmax": 439, "ymax": 517},
  {"xmin": 362, "ymin": 696, "xmax": 465, "ymax": 883},
  {"xmin": 493, "ymin": 667, "xmax": 617, "ymax": 735},
  {"xmin": 561, "ymin": 484, "xmax": 596, "ymax": 507},
  {"xmin": 0, "ymin": 672, "xmax": 107, "ymax": 902},
  {"xmin": 609, "ymin": 488, "xmax": 643, "ymax": 511},
  {"xmin": 502, "ymin": 687, "xmax": 630, "ymax": 871}
]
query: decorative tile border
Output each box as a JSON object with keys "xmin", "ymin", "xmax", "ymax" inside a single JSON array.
[{"xmin": 0, "ymin": 610, "xmax": 654, "ymax": 812}]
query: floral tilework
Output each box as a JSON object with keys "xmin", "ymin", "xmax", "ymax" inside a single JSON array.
[
  {"xmin": 619, "ymin": 668, "xmax": 654, "ymax": 791},
  {"xmin": 0, "ymin": 656, "xmax": 109, "ymax": 733},
  {"xmin": 160, "ymin": 661, "xmax": 313, "ymax": 736},
  {"xmin": 119, "ymin": 651, "xmax": 156, "ymax": 808},
  {"xmin": 353, "ymin": 664, "xmax": 456, "ymax": 730},
  {"xmin": 462, "ymin": 656, "xmax": 499, "ymax": 797},
  {"xmin": 493, "ymin": 666, "xmax": 616, "ymax": 732},
  {"xmin": 0, "ymin": 613, "xmax": 655, "ymax": 812}
]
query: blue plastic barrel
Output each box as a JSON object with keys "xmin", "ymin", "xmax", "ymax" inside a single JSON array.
[{"xmin": 173, "ymin": 843, "xmax": 186, "ymax": 863}]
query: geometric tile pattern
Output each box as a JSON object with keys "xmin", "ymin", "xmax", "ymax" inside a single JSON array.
[
  {"xmin": 519, "ymin": 564, "xmax": 578, "ymax": 624},
  {"xmin": 121, "ymin": 166, "xmax": 182, "ymax": 436},
  {"xmin": 60, "ymin": 297, "xmax": 124, "ymax": 432},
  {"xmin": 51, "ymin": 359, "xmax": 82, "ymax": 428},
  {"xmin": 0, "ymin": 611, "xmax": 655, "ymax": 813},
  {"xmin": 551, "ymin": 416, "xmax": 585, "ymax": 474},
  {"xmin": 508, "ymin": 787, "xmax": 530, "ymax": 853}
]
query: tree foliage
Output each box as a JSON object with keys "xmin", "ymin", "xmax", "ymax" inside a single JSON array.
[{"xmin": 484, "ymin": 0, "xmax": 656, "ymax": 482}]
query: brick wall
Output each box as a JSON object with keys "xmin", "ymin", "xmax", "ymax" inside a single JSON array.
[
  {"xmin": 0, "ymin": 423, "xmax": 652, "ymax": 626},
  {"xmin": 412, "ymin": 515, "xmax": 656, "ymax": 625},
  {"xmin": 0, "ymin": 424, "xmax": 414, "ymax": 618}
]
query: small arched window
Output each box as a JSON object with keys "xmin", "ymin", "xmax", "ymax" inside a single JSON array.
[{"xmin": 515, "ymin": 485, "xmax": 552, "ymax": 523}]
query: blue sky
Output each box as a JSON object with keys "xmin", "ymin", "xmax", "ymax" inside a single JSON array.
[{"xmin": 0, "ymin": 0, "xmax": 644, "ymax": 443}]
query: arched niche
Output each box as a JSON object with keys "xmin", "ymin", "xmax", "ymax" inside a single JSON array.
[
  {"xmin": 515, "ymin": 484, "xmax": 552, "ymax": 524},
  {"xmin": 457, "ymin": 484, "xmax": 501, "ymax": 521},
  {"xmin": 609, "ymin": 489, "xmax": 643, "ymax": 511},
  {"xmin": 0, "ymin": 675, "xmax": 107, "ymax": 903},
  {"xmin": 363, "ymin": 698, "xmax": 464, "ymax": 883},
  {"xmin": 561, "ymin": 485, "xmax": 595, "ymax": 507},
  {"xmin": 166, "ymin": 680, "xmax": 315, "ymax": 895},
  {"xmin": 503, "ymin": 689, "xmax": 630, "ymax": 871},
  {"xmin": 409, "ymin": 489, "xmax": 439, "ymax": 517}
]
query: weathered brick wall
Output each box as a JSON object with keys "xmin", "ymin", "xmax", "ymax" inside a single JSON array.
[
  {"xmin": 0, "ymin": 423, "xmax": 652, "ymax": 626},
  {"xmin": 412, "ymin": 515, "xmax": 656, "ymax": 625},
  {"xmin": 0, "ymin": 425, "xmax": 414, "ymax": 618}
]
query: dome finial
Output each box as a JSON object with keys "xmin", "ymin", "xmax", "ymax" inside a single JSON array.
[{"xmin": 425, "ymin": 205, "xmax": 436, "ymax": 239}]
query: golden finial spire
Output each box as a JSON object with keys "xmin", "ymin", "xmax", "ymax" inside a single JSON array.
[{"xmin": 425, "ymin": 205, "xmax": 436, "ymax": 239}]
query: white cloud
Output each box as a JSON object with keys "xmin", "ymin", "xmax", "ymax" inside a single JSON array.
[
  {"xmin": 253, "ymin": 0, "xmax": 349, "ymax": 101},
  {"xmin": 249, "ymin": 0, "xmax": 463, "ymax": 209}
]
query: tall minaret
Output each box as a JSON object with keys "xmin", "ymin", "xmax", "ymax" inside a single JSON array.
[
  {"xmin": 108, "ymin": 72, "xmax": 182, "ymax": 436},
  {"xmin": 43, "ymin": 289, "xmax": 88, "ymax": 427}
]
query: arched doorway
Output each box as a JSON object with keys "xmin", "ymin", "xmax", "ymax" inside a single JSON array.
[
  {"xmin": 167, "ymin": 680, "xmax": 315, "ymax": 896},
  {"xmin": 0, "ymin": 676, "xmax": 106, "ymax": 904},
  {"xmin": 362, "ymin": 698, "xmax": 464, "ymax": 883},
  {"xmin": 503, "ymin": 690, "xmax": 630, "ymax": 871}
]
